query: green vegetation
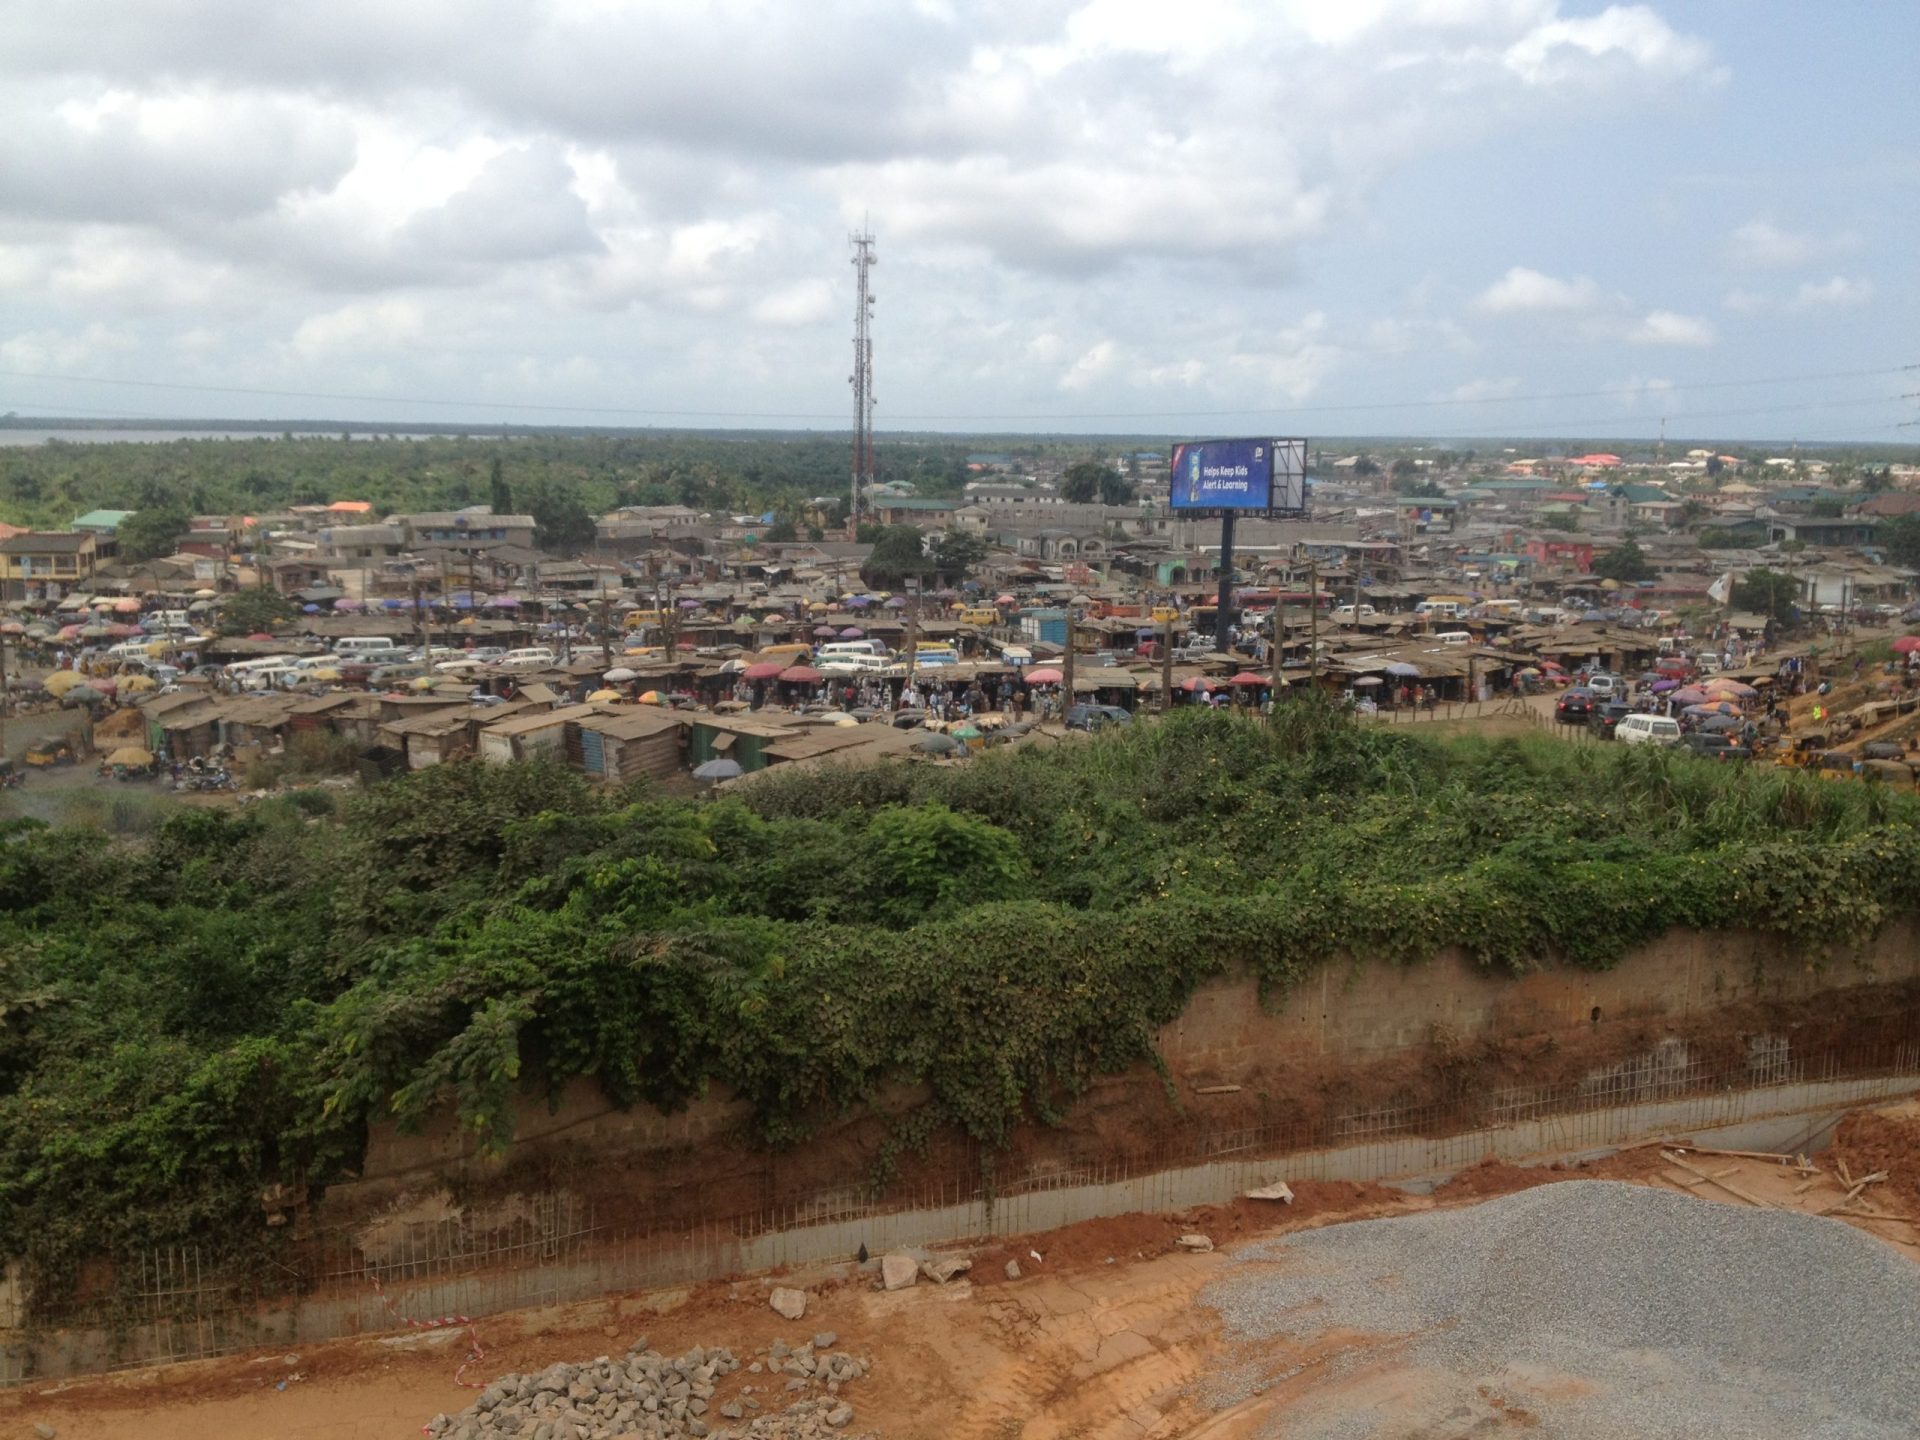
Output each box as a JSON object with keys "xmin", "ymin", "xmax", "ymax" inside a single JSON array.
[
  {"xmin": 1593, "ymin": 536, "xmax": 1654, "ymax": 582},
  {"xmin": 1733, "ymin": 567, "xmax": 1800, "ymax": 622},
  {"xmin": 4, "ymin": 703, "xmax": 1920, "ymax": 1311}
]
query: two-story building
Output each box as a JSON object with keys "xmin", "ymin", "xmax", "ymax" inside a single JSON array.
[
  {"xmin": 397, "ymin": 508, "xmax": 538, "ymax": 554},
  {"xmin": 1, "ymin": 531, "xmax": 101, "ymax": 601}
]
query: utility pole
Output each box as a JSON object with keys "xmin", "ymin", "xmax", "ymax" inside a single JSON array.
[
  {"xmin": 1061, "ymin": 600, "xmax": 1076, "ymax": 721},
  {"xmin": 410, "ymin": 574, "xmax": 426, "ymax": 652},
  {"xmin": 1308, "ymin": 555, "xmax": 1320, "ymax": 686},
  {"xmin": 1160, "ymin": 613, "xmax": 1174, "ymax": 715},
  {"xmin": 599, "ymin": 581, "xmax": 613, "ymax": 672},
  {"xmin": 847, "ymin": 228, "xmax": 877, "ymax": 540},
  {"xmin": 901, "ymin": 577, "xmax": 919, "ymax": 712}
]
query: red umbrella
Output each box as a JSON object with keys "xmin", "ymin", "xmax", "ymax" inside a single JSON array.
[
  {"xmin": 742, "ymin": 661, "xmax": 784, "ymax": 680},
  {"xmin": 1181, "ymin": 675, "xmax": 1217, "ymax": 692},
  {"xmin": 1893, "ymin": 636, "xmax": 1920, "ymax": 654},
  {"xmin": 778, "ymin": 665, "xmax": 823, "ymax": 684},
  {"xmin": 1227, "ymin": 671, "xmax": 1270, "ymax": 687},
  {"xmin": 1023, "ymin": 667, "xmax": 1063, "ymax": 684},
  {"xmin": 247, "ymin": 632, "xmax": 275, "ymax": 641}
]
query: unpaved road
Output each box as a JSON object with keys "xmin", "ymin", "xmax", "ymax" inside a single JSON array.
[{"xmin": 6, "ymin": 1107, "xmax": 1915, "ymax": 1440}]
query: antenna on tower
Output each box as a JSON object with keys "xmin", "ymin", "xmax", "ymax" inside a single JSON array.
[{"xmin": 848, "ymin": 226, "xmax": 877, "ymax": 538}]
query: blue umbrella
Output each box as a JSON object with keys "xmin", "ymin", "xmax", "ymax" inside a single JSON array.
[
  {"xmin": 693, "ymin": 758, "xmax": 743, "ymax": 782},
  {"xmin": 1385, "ymin": 662, "xmax": 1421, "ymax": 678}
]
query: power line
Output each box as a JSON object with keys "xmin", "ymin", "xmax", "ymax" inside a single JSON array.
[{"xmin": 0, "ymin": 362, "xmax": 1912, "ymax": 426}]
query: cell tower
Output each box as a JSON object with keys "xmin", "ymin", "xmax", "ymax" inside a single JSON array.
[{"xmin": 848, "ymin": 227, "xmax": 877, "ymax": 536}]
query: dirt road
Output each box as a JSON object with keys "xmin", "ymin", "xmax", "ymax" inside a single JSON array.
[{"xmin": 6, "ymin": 1107, "xmax": 1914, "ymax": 1440}]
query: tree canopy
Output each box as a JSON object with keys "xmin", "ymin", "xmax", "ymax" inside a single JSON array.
[
  {"xmin": 1593, "ymin": 537, "xmax": 1654, "ymax": 583},
  {"xmin": 1732, "ymin": 567, "xmax": 1800, "ymax": 622},
  {"xmin": 860, "ymin": 524, "xmax": 931, "ymax": 588},
  {"xmin": 114, "ymin": 504, "xmax": 191, "ymax": 562}
]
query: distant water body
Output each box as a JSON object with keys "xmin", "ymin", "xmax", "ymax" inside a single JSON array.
[{"xmin": 0, "ymin": 429, "xmax": 436, "ymax": 447}]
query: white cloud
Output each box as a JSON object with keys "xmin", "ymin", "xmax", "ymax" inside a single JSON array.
[
  {"xmin": 1475, "ymin": 266, "xmax": 1604, "ymax": 313},
  {"xmin": 1629, "ymin": 309, "xmax": 1714, "ymax": 346},
  {"xmin": 1503, "ymin": 4, "xmax": 1715, "ymax": 85},
  {"xmin": 1058, "ymin": 340, "xmax": 1118, "ymax": 392},
  {"xmin": 1446, "ymin": 376, "xmax": 1523, "ymax": 402},
  {"xmin": 1789, "ymin": 275, "xmax": 1874, "ymax": 311},
  {"xmin": 290, "ymin": 297, "xmax": 426, "ymax": 359},
  {"xmin": 750, "ymin": 280, "xmax": 834, "ymax": 327},
  {"xmin": 0, "ymin": 323, "xmax": 136, "ymax": 373},
  {"xmin": 1726, "ymin": 219, "xmax": 1858, "ymax": 271}
]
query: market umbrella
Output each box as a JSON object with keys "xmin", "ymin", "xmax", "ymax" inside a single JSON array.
[
  {"xmin": 846, "ymin": 596, "xmax": 871, "ymax": 608},
  {"xmin": 87, "ymin": 676, "xmax": 118, "ymax": 693},
  {"xmin": 1706, "ymin": 680, "xmax": 1758, "ymax": 697},
  {"xmin": 43, "ymin": 670, "xmax": 86, "ymax": 697},
  {"xmin": 1228, "ymin": 672, "xmax": 1270, "ymax": 687},
  {"xmin": 1669, "ymin": 686, "xmax": 1709, "ymax": 705},
  {"xmin": 302, "ymin": 603, "xmax": 321, "ymax": 613},
  {"xmin": 762, "ymin": 613, "xmax": 786, "ymax": 625},
  {"xmin": 886, "ymin": 596, "xmax": 908, "ymax": 608},
  {"xmin": 0, "ymin": 621, "xmax": 22, "ymax": 635},
  {"xmin": 247, "ymin": 632, "xmax": 275, "ymax": 641},
  {"xmin": 106, "ymin": 746, "xmax": 154, "ymax": 766},
  {"xmin": 79, "ymin": 624, "xmax": 111, "ymax": 639},
  {"xmin": 1650, "ymin": 679, "xmax": 1678, "ymax": 692},
  {"xmin": 384, "ymin": 598, "xmax": 410, "ymax": 610},
  {"xmin": 487, "ymin": 596, "xmax": 519, "ymax": 609},
  {"xmin": 1385, "ymin": 662, "xmax": 1421, "ymax": 678},
  {"xmin": 1180, "ymin": 675, "xmax": 1217, "ymax": 693},
  {"xmin": 1700, "ymin": 715, "xmax": 1744, "ymax": 733},
  {"xmin": 778, "ymin": 665, "xmax": 823, "ymax": 684},
  {"xmin": 57, "ymin": 624, "xmax": 83, "ymax": 640},
  {"xmin": 64, "ymin": 684, "xmax": 105, "ymax": 705},
  {"xmin": 995, "ymin": 594, "xmax": 1016, "ymax": 605},
  {"xmin": 1892, "ymin": 636, "xmax": 1920, "ymax": 654},
  {"xmin": 638, "ymin": 690, "xmax": 665, "ymax": 704},
  {"xmin": 742, "ymin": 661, "xmax": 784, "ymax": 680},
  {"xmin": 1352, "ymin": 677, "xmax": 1383, "ymax": 688},
  {"xmin": 808, "ymin": 600, "xmax": 829, "ymax": 611},
  {"xmin": 832, "ymin": 715, "xmax": 860, "ymax": 727},
  {"xmin": 813, "ymin": 625, "xmax": 838, "ymax": 637},
  {"xmin": 693, "ymin": 757, "xmax": 744, "ymax": 781},
  {"xmin": 120, "ymin": 675, "xmax": 158, "ymax": 693},
  {"xmin": 678, "ymin": 598, "xmax": 704, "ymax": 609},
  {"xmin": 821, "ymin": 710, "xmax": 853, "ymax": 722},
  {"xmin": 107, "ymin": 624, "xmax": 142, "ymax": 638},
  {"xmin": 1683, "ymin": 702, "xmax": 1741, "ymax": 717},
  {"xmin": 587, "ymin": 688, "xmax": 622, "ymax": 701},
  {"xmin": 915, "ymin": 731, "xmax": 963, "ymax": 755},
  {"xmin": 310, "ymin": 668, "xmax": 342, "ymax": 682},
  {"xmin": 838, "ymin": 626, "xmax": 865, "ymax": 638},
  {"xmin": 113, "ymin": 597, "xmax": 141, "ymax": 614},
  {"xmin": 1023, "ymin": 667, "xmax": 1063, "ymax": 685},
  {"xmin": 604, "ymin": 666, "xmax": 639, "ymax": 681},
  {"xmin": 334, "ymin": 597, "xmax": 363, "ymax": 610}
]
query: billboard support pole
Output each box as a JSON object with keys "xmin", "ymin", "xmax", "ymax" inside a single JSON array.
[
  {"xmin": 1215, "ymin": 512, "xmax": 1236, "ymax": 653},
  {"xmin": 1060, "ymin": 602, "xmax": 1075, "ymax": 723},
  {"xmin": 1161, "ymin": 613, "xmax": 1174, "ymax": 714}
]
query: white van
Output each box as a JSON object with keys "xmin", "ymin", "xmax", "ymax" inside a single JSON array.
[
  {"xmin": 499, "ymin": 647, "xmax": 557, "ymax": 670},
  {"xmin": 1414, "ymin": 600, "xmax": 1462, "ymax": 620},
  {"xmin": 109, "ymin": 639, "xmax": 158, "ymax": 661},
  {"xmin": 291, "ymin": 655, "xmax": 342, "ymax": 676},
  {"xmin": 150, "ymin": 609, "xmax": 191, "ymax": 632},
  {"xmin": 1617, "ymin": 714, "xmax": 1682, "ymax": 747},
  {"xmin": 1331, "ymin": 604, "xmax": 1377, "ymax": 623},
  {"xmin": 1433, "ymin": 631, "xmax": 1474, "ymax": 647},
  {"xmin": 819, "ymin": 653, "xmax": 892, "ymax": 676},
  {"xmin": 818, "ymin": 640, "xmax": 887, "ymax": 660},
  {"xmin": 334, "ymin": 636, "xmax": 400, "ymax": 658}
]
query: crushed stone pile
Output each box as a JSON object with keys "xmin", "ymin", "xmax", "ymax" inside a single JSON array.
[
  {"xmin": 425, "ymin": 1334, "xmax": 876, "ymax": 1440},
  {"xmin": 1204, "ymin": 1179, "xmax": 1920, "ymax": 1439}
]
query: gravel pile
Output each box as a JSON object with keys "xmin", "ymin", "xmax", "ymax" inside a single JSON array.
[
  {"xmin": 1204, "ymin": 1180, "xmax": 1920, "ymax": 1439},
  {"xmin": 425, "ymin": 1335, "xmax": 875, "ymax": 1440}
]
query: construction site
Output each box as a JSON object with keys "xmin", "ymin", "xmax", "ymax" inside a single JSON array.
[{"xmin": 5, "ymin": 917, "xmax": 1918, "ymax": 1440}]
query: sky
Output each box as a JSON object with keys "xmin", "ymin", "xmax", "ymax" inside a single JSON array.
[{"xmin": 0, "ymin": 0, "xmax": 1915, "ymax": 444}]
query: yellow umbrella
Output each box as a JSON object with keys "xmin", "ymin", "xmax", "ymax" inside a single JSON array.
[
  {"xmin": 409, "ymin": 676, "xmax": 435, "ymax": 691},
  {"xmin": 808, "ymin": 600, "xmax": 829, "ymax": 611},
  {"xmin": 44, "ymin": 670, "xmax": 85, "ymax": 697},
  {"xmin": 310, "ymin": 667, "xmax": 342, "ymax": 682},
  {"xmin": 120, "ymin": 674, "xmax": 158, "ymax": 693},
  {"xmin": 587, "ymin": 687, "xmax": 622, "ymax": 701},
  {"xmin": 106, "ymin": 746, "xmax": 154, "ymax": 766},
  {"xmin": 638, "ymin": 690, "xmax": 664, "ymax": 704}
]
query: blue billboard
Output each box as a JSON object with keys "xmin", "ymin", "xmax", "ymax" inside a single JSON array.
[{"xmin": 1170, "ymin": 437, "xmax": 1307, "ymax": 512}]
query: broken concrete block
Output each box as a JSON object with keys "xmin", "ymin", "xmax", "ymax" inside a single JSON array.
[
  {"xmin": 768, "ymin": 1286, "xmax": 807, "ymax": 1321},
  {"xmin": 880, "ymin": 1251, "xmax": 919, "ymax": 1291},
  {"xmin": 1177, "ymin": 1234, "xmax": 1214, "ymax": 1252}
]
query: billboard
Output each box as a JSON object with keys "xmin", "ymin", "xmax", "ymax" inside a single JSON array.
[{"xmin": 1169, "ymin": 437, "xmax": 1307, "ymax": 513}]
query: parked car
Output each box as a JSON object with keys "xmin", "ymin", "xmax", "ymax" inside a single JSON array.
[
  {"xmin": 1555, "ymin": 687, "xmax": 1596, "ymax": 724},
  {"xmin": 1861, "ymin": 739, "xmax": 1909, "ymax": 762},
  {"xmin": 1585, "ymin": 672, "xmax": 1620, "ymax": 700},
  {"xmin": 1616, "ymin": 714, "xmax": 1683, "ymax": 747},
  {"xmin": 1065, "ymin": 703, "xmax": 1134, "ymax": 732},
  {"xmin": 1589, "ymin": 701, "xmax": 1633, "ymax": 739},
  {"xmin": 1679, "ymin": 733, "xmax": 1753, "ymax": 761}
]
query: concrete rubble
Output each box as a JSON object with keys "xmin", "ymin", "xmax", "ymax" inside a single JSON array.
[
  {"xmin": 424, "ymin": 1335, "xmax": 877, "ymax": 1440},
  {"xmin": 878, "ymin": 1252, "xmax": 918, "ymax": 1291},
  {"xmin": 767, "ymin": 1287, "xmax": 807, "ymax": 1321}
]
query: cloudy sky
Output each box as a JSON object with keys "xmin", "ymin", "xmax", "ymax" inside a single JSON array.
[{"xmin": 1, "ymin": 0, "xmax": 1914, "ymax": 442}]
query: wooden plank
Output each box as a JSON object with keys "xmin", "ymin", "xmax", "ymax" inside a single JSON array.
[{"xmin": 1660, "ymin": 1151, "xmax": 1776, "ymax": 1209}]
